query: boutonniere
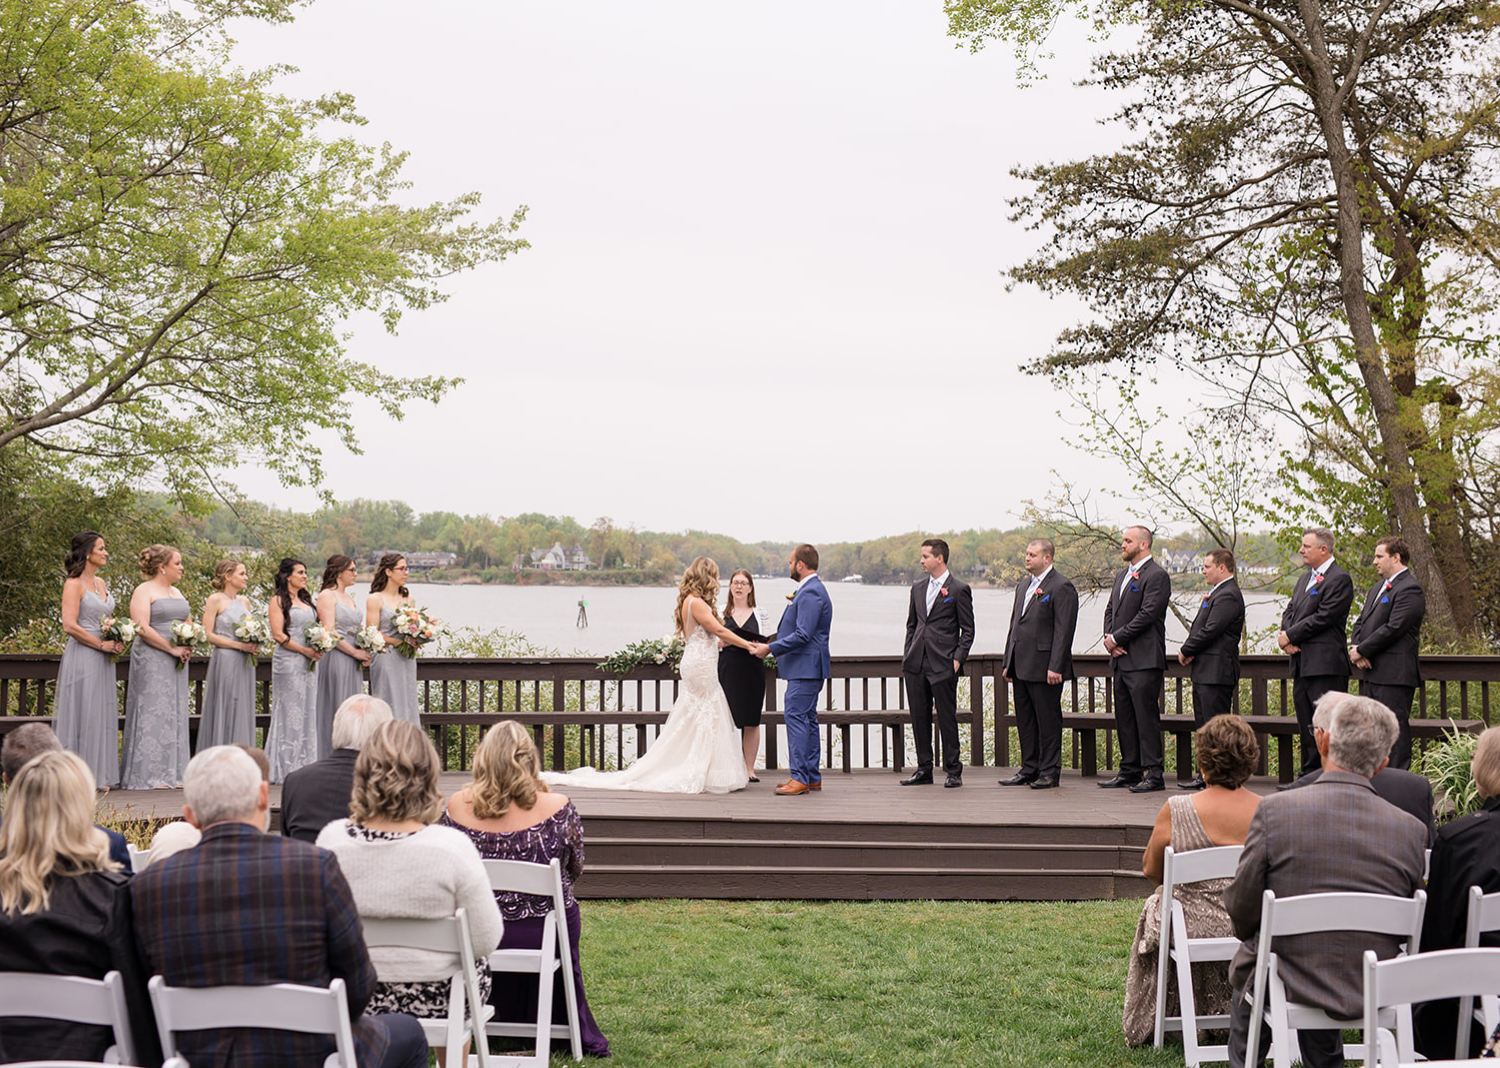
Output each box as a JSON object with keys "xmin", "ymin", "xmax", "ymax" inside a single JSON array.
[
  {"xmin": 786, "ymin": 592, "xmax": 795, "ymax": 601},
  {"xmin": 1031, "ymin": 585, "xmax": 1045, "ymax": 599},
  {"xmin": 940, "ymin": 587, "xmax": 950, "ymax": 598},
  {"xmin": 1201, "ymin": 594, "xmax": 1211, "ymax": 607},
  {"xmin": 1313, "ymin": 573, "xmax": 1326, "ymax": 585}
]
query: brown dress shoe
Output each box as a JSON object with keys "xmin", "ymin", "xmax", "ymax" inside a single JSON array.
[
  {"xmin": 774, "ymin": 780, "xmax": 812, "ymax": 795},
  {"xmin": 809, "ymin": 781, "xmax": 822, "ymax": 791}
]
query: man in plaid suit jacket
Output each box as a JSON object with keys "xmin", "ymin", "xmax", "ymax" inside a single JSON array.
[{"xmin": 133, "ymin": 746, "xmax": 427, "ymax": 1068}]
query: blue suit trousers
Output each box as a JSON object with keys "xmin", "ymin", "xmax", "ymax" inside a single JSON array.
[{"xmin": 783, "ymin": 678, "xmax": 822, "ymax": 785}]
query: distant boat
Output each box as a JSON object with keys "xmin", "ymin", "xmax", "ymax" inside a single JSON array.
[{"xmin": 841, "ymin": 574, "xmax": 864, "ymax": 584}]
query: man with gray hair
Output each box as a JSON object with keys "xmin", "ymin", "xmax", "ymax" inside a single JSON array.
[
  {"xmin": 1224, "ymin": 697, "xmax": 1427, "ymax": 1067},
  {"xmin": 1284, "ymin": 691, "xmax": 1434, "ymax": 840},
  {"xmin": 1278, "ymin": 527, "xmax": 1354, "ymax": 776},
  {"xmin": 132, "ymin": 745, "xmax": 426, "ymax": 1067},
  {"xmin": 279, "ymin": 694, "xmax": 394, "ymax": 842}
]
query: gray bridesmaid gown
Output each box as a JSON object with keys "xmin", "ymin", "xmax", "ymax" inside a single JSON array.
[
  {"xmin": 120, "ymin": 597, "xmax": 192, "ymax": 789},
  {"xmin": 268, "ymin": 601, "xmax": 319, "ymax": 783},
  {"xmin": 54, "ymin": 588, "xmax": 122, "ymax": 787},
  {"xmin": 198, "ymin": 600, "xmax": 256, "ymax": 751},
  {"xmin": 369, "ymin": 604, "xmax": 421, "ymax": 725},
  {"xmin": 313, "ymin": 599, "xmax": 365, "ymax": 759}
]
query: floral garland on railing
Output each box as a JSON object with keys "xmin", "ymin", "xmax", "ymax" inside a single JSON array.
[{"xmin": 598, "ymin": 635, "xmax": 686, "ymax": 679}]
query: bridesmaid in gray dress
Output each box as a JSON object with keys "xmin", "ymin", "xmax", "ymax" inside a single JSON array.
[
  {"xmin": 120, "ymin": 544, "xmax": 193, "ymax": 789},
  {"xmin": 55, "ymin": 531, "xmax": 126, "ymax": 787},
  {"xmin": 267, "ymin": 558, "xmax": 322, "ymax": 782},
  {"xmin": 198, "ymin": 559, "xmax": 259, "ymax": 751},
  {"xmin": 366, "ymin": 553, "xmax": 421, "ymax": 725},
  {"xmin": 314, "ymin": 554, "xmax": 369, "ymax": 760}
]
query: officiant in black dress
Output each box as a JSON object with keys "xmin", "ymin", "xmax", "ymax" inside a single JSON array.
[{"xmin": 719, "ymin": 569, "xmax": 771, "ymax": 783}]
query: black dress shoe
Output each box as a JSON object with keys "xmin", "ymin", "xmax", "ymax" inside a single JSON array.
[
  {"xmin": 1177, "ymin": 775, "xmax": 1206, "ymax": 790},
  {"xmin": 1029, "ymin": 775, "xmax": 1059, "ymax": 790},
  {"xmin": 1129, "ymin": 778, "xmax": 1166, "ymax": 793},
  {"xmin": 944, "ymin": 773, "xmax": 963, "ymax": 788},
  {"xmin": 1097, "ymin": 774, "xmax": 1141, "ymax": 789},
  {"xmin": 900, "ymin": 771, "xmax": 934, "ymax": 786},
  {"xmin": 998, "ymin": 772, "xmax": 1038, "ymax": 786}
]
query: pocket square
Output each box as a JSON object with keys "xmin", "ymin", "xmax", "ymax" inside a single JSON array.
[
  {"xmin": 1129, "ymin": 584, "xmax": 1140, "ymax": 593},
  {"xmin": 1381, "ymin": 595, "xmax": 1390, "ymax": 603},
  {"xmin": 1041, "ymin": 594, "xmax": 1051, "ymax": 603},
  {"xmin": 1309, "ymin": 588, "xmax": 1321, "ymax": 596},
  {"xmin": 941, "ymin": 596, "xmax": 953, "ymax": 604}
]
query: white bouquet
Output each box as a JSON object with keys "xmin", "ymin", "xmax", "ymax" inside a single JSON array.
[
  {"xmin": 233, "ymin": 613, "xmax": 273, "ymax": 666},
  {"xmin": 99, "ymin": 615, "xmax": 139, "ymax": 663},
  {"xmin": 168, "ymin": 618, "xmax": 210, "ymax": 671},
  {"xmin": 303, "ymin": 620, "xmax": 340, "ymax": 672},
  {"xmin": 354, "ymin": 624, "xmax": 387, "ymax": 658}
]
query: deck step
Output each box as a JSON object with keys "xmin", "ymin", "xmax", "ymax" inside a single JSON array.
[{"xmin": 587, "ymin": 837, "xmax": 1145, "ymax": 871}]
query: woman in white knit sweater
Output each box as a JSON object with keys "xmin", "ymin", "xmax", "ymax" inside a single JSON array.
[{"xmin": 317, "ymin": 720, "xmax": 502, "ymax": 1050}]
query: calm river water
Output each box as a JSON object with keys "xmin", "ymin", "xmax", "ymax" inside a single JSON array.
[{"xmin": 370, "ymin": 579, "xmax": 1289, "ymax": 658}]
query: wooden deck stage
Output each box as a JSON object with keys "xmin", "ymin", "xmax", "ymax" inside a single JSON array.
[{"xmin": 104, "ymin": 768, "xmax": 1282, "ymax": 902}]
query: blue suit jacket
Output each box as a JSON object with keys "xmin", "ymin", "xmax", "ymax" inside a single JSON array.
[{"xmin": 770, "ymin": 575, "xmax": 833, "ymax": 680}]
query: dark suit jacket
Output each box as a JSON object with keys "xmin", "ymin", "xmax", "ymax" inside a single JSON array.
[
  {"xmin": 1225, "ymin": 770, "xmax": 1427, "ymax": 1019},
  {"xmin": 1420, "ymin": 797, "xmax": 1500, "ymax": 954},
  {"xmin": 1280, "ymin": 562, "xmax": 1355, "ymax": 677},
  {"xmin": 279, "ymin": 747, "xmax": 358, "ymax": 843},
  {"xmin": 0, "ymin": 870, "xmax": 161, "ymax": 1065},
  {"xmin": 771, "ymin": 574, "xmax": 833, "ymax": 680},
  {"xmin": 1286, "ymin": 766, "xmax": 1435, "ymax": 845},
  {"xmin": 133, "ymin": 821, "xmax": 394, "ymax": 1068},
  {"xmin": 1102, "ymin": 557, "xmax": 1170, "ymax": 673},
  {"xmin": 1179, "ymin": 578, "xmax": 1246, "ymax": 686},
  {"xmin": 902, "ymin": 574, "xmax": 975, "ymax": 682},
  {"xmin": 1351, "ymin": 569, "xmax": 1425, "ymax": 687},
  {"xmin": 1002, "ymin": 568, "xmax": 1078, "ymax": 682}
]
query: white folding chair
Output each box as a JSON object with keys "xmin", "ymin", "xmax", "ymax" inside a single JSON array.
[
  {"xmin": 1244, "ymin": 889, "xmax": 1426, "ymax": 1068},
  {"xmin": 360, "ymin": 907, "xmax": 493, "ymax": 1068},
  {"xmin": 0, "ymin": 970, "xmax": 137, "ymax": 1065},
  {"xmin": 1152, "ymin": 845, "xmax": 1244, "ymax": 1066},
  {"xmin": 1456, "ymin": 886, "xmax": 1500, "ymax": 1053},
  {"xmin": 483, "ymin": 858, "xmax": 584, "ymax": 1066},
  {"xmin": 5, "ymin": 1061, "xmax": 188, "ymax": 1068},
  {"xmin": 125, "ymin": 844, "xmax": 149, "ymax": 872},
  {"xmin": 1365, "ymin": 947, "xmax": 1500, "ymax": 1066},
  {"xmin": 148, "ymin": 974, "xmax": 357, "ymax": 1068}
]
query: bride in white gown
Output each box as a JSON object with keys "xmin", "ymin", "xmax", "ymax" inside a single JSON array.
[{"xmin": 543, "ymin": 558, "xmax": 755, "ymax": 794}]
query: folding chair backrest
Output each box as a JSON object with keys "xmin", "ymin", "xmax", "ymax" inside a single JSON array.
[
  {"xmin": 126, "ymin": 844, "xmax": 149, "ymax": 872},
  {"xmin": 1365, "ymin": 947, "xmax": 1500, "ymax": 1066},
  {"xmin": 0, "ymin": 970, "xmax": 135, "ymax": 1066},
  {"xmin": 148, "ymin": 974, "xmax": 357, "ymax": 1068},
  {"xmin": 1465, "ymin": 886, "xmax": 1500, "ymax": 949},
  {"xmin": 1164, "ymin": 844, "xmax": 1244, "ymax": 891}
]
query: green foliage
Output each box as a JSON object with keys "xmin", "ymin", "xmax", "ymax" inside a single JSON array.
[
  {"xmin": 1421, "ymin": 728, "xmax": 1485, "ymax": 821},
  {"xmin": 598, "ymin": 637, "xmax": 685, "ymax": 679},
  {"xmin": 0, "ymin": 0, "xmax": 526, "ymax": 500}
]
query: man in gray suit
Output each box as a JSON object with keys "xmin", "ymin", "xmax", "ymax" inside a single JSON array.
[
  {"xmin": 1000, "ymin": 538, "xmax": 1079, "ymax": 790},
  {"xmin": 1177, "ymin": 547, "xmax": 1246, "ymax": 789},
  {"xmin": 1224, "ymin": 696, "xmax": 1428, "ymax": 1068},
  {"xmin": 1348, "ymin": 535, "xmax": 1426, "ymax": 769}
]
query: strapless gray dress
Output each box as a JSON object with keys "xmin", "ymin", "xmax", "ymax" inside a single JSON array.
[
  {"xmin": 314, "ymin": 599, "xmax": 365, "ymax": 760},
  {"xmin": 120, "ymin": 597, "xmax": 191, "ymax": 789},
  {"xmin": 268, "ymin": 602, "xmax": 319, "ymax": 783},
  {"xmin": 369, "ymin": 605, "xmax": 421, "ymax": 725},
  {"xmin": 55, "ymin": 588, "xmax": 122, "ymax": 787},
  {"xmin": 198, "ymin": 600, "xmax": 256, "ymax": 751}
]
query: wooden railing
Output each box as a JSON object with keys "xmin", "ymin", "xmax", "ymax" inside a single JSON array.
[{"xmin": 1, "ymin": 653, "xmax": 1493, "ymax": 780}]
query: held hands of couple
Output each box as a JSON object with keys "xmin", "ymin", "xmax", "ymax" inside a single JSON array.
[{"xmin": 748, "ymin": 642, "xmax": 771, "ymax": 658}]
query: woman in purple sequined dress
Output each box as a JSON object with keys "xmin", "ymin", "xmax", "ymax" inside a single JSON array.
[{"xmin": 441, "ymin": 720, "xmax": 610, "ymax": 1056}]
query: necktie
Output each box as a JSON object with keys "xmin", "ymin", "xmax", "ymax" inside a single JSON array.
[{"xmin": 1021, "ymin": 576, "xmax": 1041, "ymax": 616}]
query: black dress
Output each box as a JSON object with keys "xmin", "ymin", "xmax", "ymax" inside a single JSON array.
[{"xmin": 718, "ymin": 611, "xmax": 767, "ymax": 729}]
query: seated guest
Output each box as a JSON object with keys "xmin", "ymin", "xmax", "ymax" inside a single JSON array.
[
  {"xmin": 318, "ymin": 720, "xmax": 503, "ymax": 1064},
  {"xmin": 441, "ymin": 720, "xmax": 611, "ymax": 1056},
  {"xmin": 1123, "ymin": 714, "xmax": 1262, "ymax": 1044},
  {"xmin": 1225, "ymin": 696, "xmax": 1427, "ymax": 1068},
  {"xmin": 1285, "ymin": 691, "xmax": 1435, "ymax": 842},
  {"xmin": 281, "ymin": 694, "xmax": 393, "ymax": 842},
  {"xmin": 0, "ymin": 751, "xmax": 160, "ymax": 1065},
  {"xmin": 1414, "ymin": 725, "xmax": 1500, "ymax": 1057},
  {"xmin": 133, "ymin": 745, "xmax": 428, "ymax": 1068},
  {"xmin": 234, "ymin": 742, "xmax": 271, "ymax": 782},
  {"xmin": 145, "ymin": 820, "xmax": 202, "ymax": 868},
  {"xmin": 2, "ymin": 723, "xmax": 131, "ymax": 870}
]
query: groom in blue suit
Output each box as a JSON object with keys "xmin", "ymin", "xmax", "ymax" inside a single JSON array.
[{"xmin": 750, "ymin": 544, "xmax": 833, "ymax": 796}]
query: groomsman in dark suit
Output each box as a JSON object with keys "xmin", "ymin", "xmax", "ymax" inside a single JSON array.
[
  {"xmin": 1278, "ymin": 527, "xmax": 1354, "ymax": 775},
  {"xmin": 1177, "ymin": 547, "xmax": 1246, "ymax": 789},
  {"xmin": 900, "ymin": 538, "xmax": 976, "ymax": 788},
  {"xmin": 1000, "ymin": 538, "xmax": 1079, "ymax": 790},
  {"xmin": 1100, "ymin": 525, "xmax": 1172, "ymax": 792},
  {"xmin": 1349, "ymin": 535, "xmax": 1426, "ymax": 769}
]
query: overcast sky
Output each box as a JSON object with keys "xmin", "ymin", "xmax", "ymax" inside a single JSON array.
[{"xmin": 226, "ymin": 1, "xmax": 1164, "ymax": 544}]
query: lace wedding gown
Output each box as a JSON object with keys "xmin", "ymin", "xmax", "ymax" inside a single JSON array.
[{"xmin": 543, "ymin": 624, "xmax": 749, "ymax": 794}]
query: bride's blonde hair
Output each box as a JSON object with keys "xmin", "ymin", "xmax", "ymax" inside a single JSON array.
[{"xmin": 674, "ymin": 557, "xmax": 722, "ymax": 637}]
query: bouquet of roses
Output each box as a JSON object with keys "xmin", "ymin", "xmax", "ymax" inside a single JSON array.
[
  {"xmin": 303, "ymin": 620, "xmax": 340, "ymax": 672},
  {"xmin": 233, "ymin": 613, "xmax": 273, "ymax": 666},
  {"xmin": 99, "ymin": 615, "xmax": 139, "ymax": 663},
  {"xmin": 389, "ymin": 604, "xmax": 448, "ymax": 659},
  {"xmin": 168, "ymin": 619, "xmax": 211, "ymax": 671},
  {"xmin": 354, "ymin": 624, "xmax": 387, "ymax": 659}
]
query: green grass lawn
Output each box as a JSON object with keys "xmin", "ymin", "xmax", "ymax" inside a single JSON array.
[{"xmin": 574, "ymin": 898, "xmax": 1192, "ymax": 1067}]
